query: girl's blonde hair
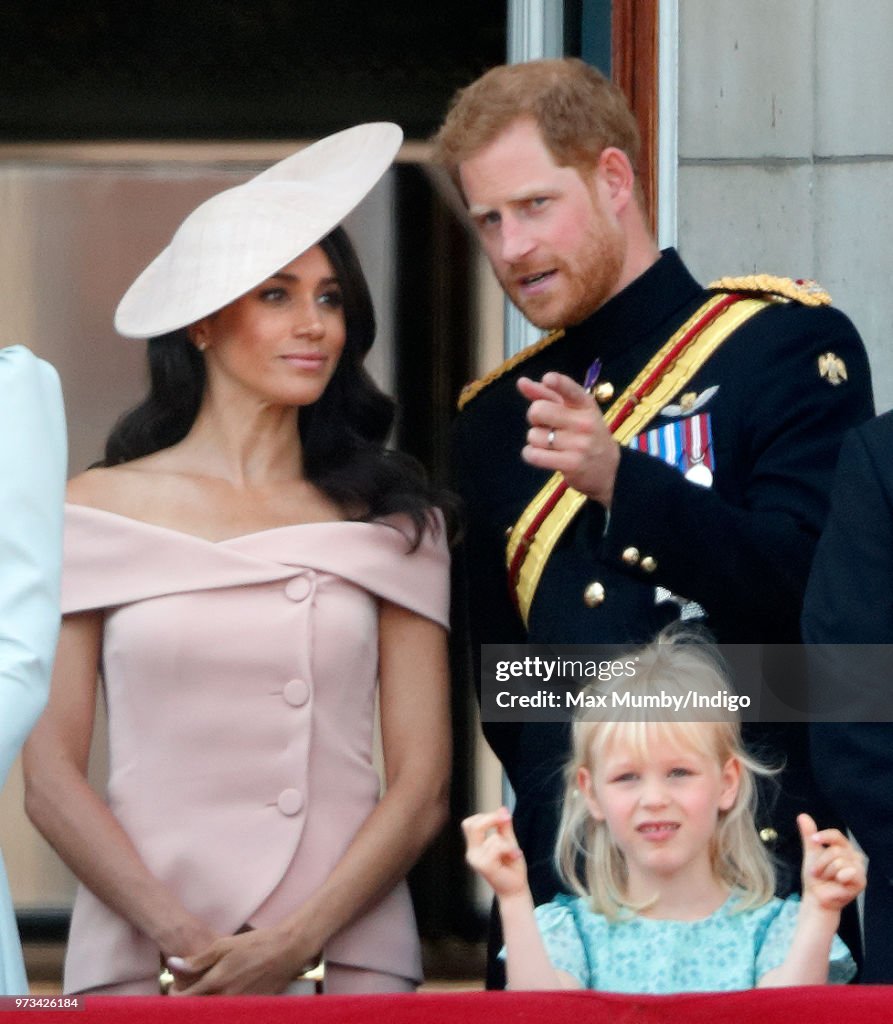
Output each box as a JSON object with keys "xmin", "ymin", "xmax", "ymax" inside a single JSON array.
[{"xmin": 555, "ymin": 628, "xmax": 777, "ymax": 919}]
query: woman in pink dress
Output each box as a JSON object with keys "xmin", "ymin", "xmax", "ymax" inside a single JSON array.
[{"xmin": 23, "ymin": 124, "xmax": 452, "ymax": 996}]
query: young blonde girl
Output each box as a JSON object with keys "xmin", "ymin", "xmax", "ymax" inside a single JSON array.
[{"xmin": 464, "ymin": 632, "xmax": 864, "ymax": 992}]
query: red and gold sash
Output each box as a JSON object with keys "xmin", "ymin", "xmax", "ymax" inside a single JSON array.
[{"xmin": 506, "ymin": 292, "xmax": 770, "ymax": 626}]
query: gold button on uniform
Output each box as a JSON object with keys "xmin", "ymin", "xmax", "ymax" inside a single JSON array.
[
  {"xmin": 583, "ymin": 581, "xmax": 606, "ymax": 607},
  {"xmin": 594, "ymin": 381, "xmax": 615, "ymax": 404},
  {"xmin": 640, "ymin": 555, "xmax": 658, "ymax": 573},
  {"xmin": 621, "ymin": 546, "xmax": 640, "ymax": 566},
  {"xmin": 759, "ymin": 827, "xmax": 778, "ymax": 844}
]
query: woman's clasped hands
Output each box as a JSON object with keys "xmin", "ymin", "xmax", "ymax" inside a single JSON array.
[{"xmin": 167, "ymin": 922, "xmax": 321, "ymax": 995}]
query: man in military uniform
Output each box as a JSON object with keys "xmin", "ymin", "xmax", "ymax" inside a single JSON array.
[{"xmin": 434, "ymin": 58, "xmax": 873, "ymax": 982}]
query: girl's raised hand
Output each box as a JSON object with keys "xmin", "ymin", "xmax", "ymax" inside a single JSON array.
[
  {"xmin": 798, "ymin": 812, "xmax": 866, "ymax": 912},
  {"xmin": 462, "ymin": 808, "xmax": 528, "ymax": 899}
]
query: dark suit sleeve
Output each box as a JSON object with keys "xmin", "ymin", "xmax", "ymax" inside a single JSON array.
[
  {"xmin": 801, "ymin": 418, "xmax": 893, "ymax": 982},
  {"xmin": 803, "ymin": 422, "xmax": 893, "ymax": 643},
  {"xmin": 450, "ymin": 412, "xmax": 527, "ymax": 776},
  {"xmin": 595, "ymin": 304, "xmax": 874, "ymax": 641}
]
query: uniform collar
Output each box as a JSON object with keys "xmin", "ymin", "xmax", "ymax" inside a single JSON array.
[{"xmin": 565, "ymin": 248, "xmax": 703, "ymax": 359}]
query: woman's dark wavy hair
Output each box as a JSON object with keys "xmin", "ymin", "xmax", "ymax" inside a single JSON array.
[{"xmin": 103, "ymin": 226, "xmax": 446, "ymax": 547}]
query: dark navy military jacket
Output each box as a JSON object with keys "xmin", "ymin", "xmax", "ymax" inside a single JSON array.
[{"xmin": 454, "ymin": 249, "xmax": 874, "ymax": 908}]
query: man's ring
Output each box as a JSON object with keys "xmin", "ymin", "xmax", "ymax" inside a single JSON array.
[{"xmin": 547, "ymin": 428, "xmax": 556, "ymax": 449}]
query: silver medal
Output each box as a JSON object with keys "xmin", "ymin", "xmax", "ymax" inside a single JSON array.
[{"xmin": 685, "ymin": 462, "xmax": 713, "ymax": 487}]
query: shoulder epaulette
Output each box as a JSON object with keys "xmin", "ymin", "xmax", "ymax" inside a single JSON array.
[
  {"xmin": 708, "ymin": 274, "xmax": 832, "ymax": 307},
  {"xmin": 457, "ymin": 329, "xmax": 565, "ymax": 410}
]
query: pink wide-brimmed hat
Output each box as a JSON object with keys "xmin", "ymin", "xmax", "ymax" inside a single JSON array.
[{"xmin": 114, "ymin": 122, "xmax": 403, "ymax": 339}]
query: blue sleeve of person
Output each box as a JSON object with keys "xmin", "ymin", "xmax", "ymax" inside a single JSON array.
[
  {"xmin": 755, "ymin": 895, "xmax": 857, "ymax": 984},
  {"xmin": 497, "ymin": 893, "xmax": 593, "ymax": 987}
]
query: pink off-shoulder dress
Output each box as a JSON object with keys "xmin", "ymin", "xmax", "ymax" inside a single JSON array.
[{"xmin": 60, "ymin": 505, "xmax": 450, "ymax": 994}]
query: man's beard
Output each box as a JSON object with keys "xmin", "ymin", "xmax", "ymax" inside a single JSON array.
[{"xmin": 502, "ymin": 217, "xmax": 626, "ymax": 331}]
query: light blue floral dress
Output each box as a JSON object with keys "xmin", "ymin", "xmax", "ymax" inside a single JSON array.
[
  {"xmin": 516, "ymin": 891, "xmax": 856, "ymax": 992},
  {"xmin": 0, "ymin": 347, "xmax": 66, "ymax": 994}
]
